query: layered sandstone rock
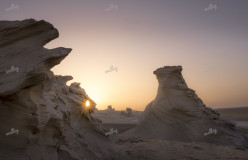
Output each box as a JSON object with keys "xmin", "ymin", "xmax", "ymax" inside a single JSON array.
[
  {"xmin": 126, "ymin": 66, "xmax": 248, "ymax": 147},
  {"xmin": 0, "ymin": 19, "xmax": 119, "ymax": 160},
  {"xmin": 0, "ymin": 19, "xmax": 71, "ymax": 96}
]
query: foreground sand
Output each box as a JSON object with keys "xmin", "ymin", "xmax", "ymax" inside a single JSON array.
[
  {"xmin": 93, "ymin": 109, "xmax": 248, "ymax": 160},
  {"xmin": 116, "ymin": 136, "xmax": 248, "ymax": 160}
]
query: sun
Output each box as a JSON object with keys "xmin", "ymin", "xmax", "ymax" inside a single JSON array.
[
  {"xmin": 85, "ymin": 100, "xmax": 90, "ymax": 107},
  {"xmin": 81, "ymin": 99, "xmax": 96, "ymax": 117},
  {"xmin": 81, "ymin": 99, "xmax": 95, "ymax": 117}
]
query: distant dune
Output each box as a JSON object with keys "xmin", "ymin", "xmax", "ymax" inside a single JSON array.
[{"xmin": 215, "ymin": 107, "xmax": 248, "ymax": 121}]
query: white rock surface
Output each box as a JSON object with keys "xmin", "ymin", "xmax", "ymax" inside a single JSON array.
[
  {"xmin": 0, "ymin": 19, "xmax": 120, "ymax": 160},
  {"xmin": 0, "ymin": 19, "xmax": 71, "ymax": 96},
  {"xmin": 124, "ymin": 66, "xmax": 248, "ymax": 147}
]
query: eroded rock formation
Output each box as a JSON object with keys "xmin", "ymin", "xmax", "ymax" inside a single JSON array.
[
  {"xmin": 126, "ymin": 66, "xmax": 248, "ymax": 147},
  {"xmin": 0, "ymin": 19, "xmax": 118, "ymax": 160},
  {"xmin": 0, "ymin": 19, "xmax": 71, "ymax": 96}
]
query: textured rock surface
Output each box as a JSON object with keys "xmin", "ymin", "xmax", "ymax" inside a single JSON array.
[
  {"xmin": 0, "ymin": 76, "xmax": 119, "ymax": 160},
  {"xmin": 124, "ymin": 66, "xmax": 248, "ymax": 147},
  {"xmin": 0, "ymin": 19, "xmax": 71, "ymax": 96},
  {"xmin": 0, "ymin": 19, "xmax": 119, "ymax": 160}
]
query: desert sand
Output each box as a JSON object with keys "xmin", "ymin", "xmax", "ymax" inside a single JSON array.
[
  {"xmin": 216, "ymin": 107, "xmax": 248, "ymax": 129},
  {"xmin": 92, "ymin": 108, "xmax": 248, "ymax": 160}
]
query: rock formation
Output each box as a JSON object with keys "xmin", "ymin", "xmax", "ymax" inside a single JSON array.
[
  {"xmin": 0, "ymin": 19, "xmax": 119, "ymax": 160},
  {"xmin": 125, "ymin": 66, "xmax": 248, "ymax": 147},
  {"xmin": 0, "ymin": 19, "xmax": 71, "ymax": 97}
]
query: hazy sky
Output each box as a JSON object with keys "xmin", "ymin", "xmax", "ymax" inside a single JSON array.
[{"xmin": 1, "ymin": 0, "xmax": 248, "ymax": 110}]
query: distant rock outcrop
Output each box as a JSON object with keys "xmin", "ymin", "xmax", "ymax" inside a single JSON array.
[
  {"xmin": 126, "ymin": 66, "xmax": 248, "ymax": 147},
  {"xmin": 0, "ymin": 19, "xmax": 119, "ymax": 160}
]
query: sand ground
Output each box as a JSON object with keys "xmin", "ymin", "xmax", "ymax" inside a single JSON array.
[
  {"xmin": 93, "ymin": 108, "xmax": 248, "ymax": 160},
  {"xmin": 116, "ymin": 136, "xmax": 248, "ymax": 160}
]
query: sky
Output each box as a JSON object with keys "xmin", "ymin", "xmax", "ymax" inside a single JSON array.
[{"xmin": 0, "ymin": 0, "xmax": 248, "ymax": 110}]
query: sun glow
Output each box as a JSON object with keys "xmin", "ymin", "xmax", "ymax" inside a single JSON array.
[{"xmin": 85, "ymin": 100, "xmax": 90, "ymax": 107}]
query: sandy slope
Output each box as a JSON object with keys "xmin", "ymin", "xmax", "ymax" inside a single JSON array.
[
  {"xmin": 92, "ymin": 107, "xmax": 248, "ymax": 160},
  {"xmin": 117, "ymin": 137, "xmax": 248, "ymax": 160},
  {"xmin": 93, "ymin": 109, "xmax": 248, "ymax": 160}
]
